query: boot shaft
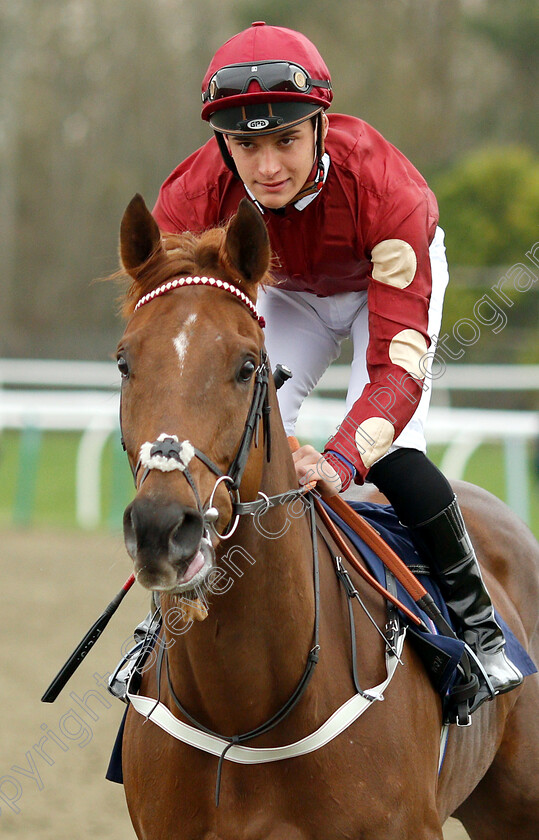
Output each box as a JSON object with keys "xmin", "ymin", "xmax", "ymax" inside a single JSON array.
[{"xmin": 411, "ymin": 496, "xmax": 503, "ymax": 653}]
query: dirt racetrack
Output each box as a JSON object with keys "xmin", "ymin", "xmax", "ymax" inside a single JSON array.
[{"xmin": 0, "ymin": 528, "xmax": 470, "ymax": 839}]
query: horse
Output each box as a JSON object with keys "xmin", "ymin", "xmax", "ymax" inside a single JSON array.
[{"xmin": 114, "ymin": 193, "xmax": 539, "ymax": 839}]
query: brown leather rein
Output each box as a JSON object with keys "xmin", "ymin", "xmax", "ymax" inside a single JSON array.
[{"xmin": 287, "ymin": 437, "xmax": 453, "ymax": 635}]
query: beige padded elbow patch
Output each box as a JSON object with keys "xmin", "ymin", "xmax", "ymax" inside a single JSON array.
[
  {"xmin": 356, "ymin": 417, "xmax": 395, "ymax": 469},
  {"xmin": 371, "ymin": 239, "xmax": 417, "ymax": 289},
  {"xmin": 389, "ymin": 329, "xmax": 428, "ymax": 380}
]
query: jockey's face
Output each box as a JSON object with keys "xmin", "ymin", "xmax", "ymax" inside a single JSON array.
[{"xmin": 225, "ymin": 117, "xmax": 324, "ymax": 209}]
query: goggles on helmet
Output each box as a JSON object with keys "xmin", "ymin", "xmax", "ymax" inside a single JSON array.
[{"xmin": 202, "ymin": 60, "xmax": 331, "ymax": 104}]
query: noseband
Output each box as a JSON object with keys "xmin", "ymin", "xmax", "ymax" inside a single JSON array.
[{"xmin": 131, "ymin": 348, "xmax": 271, "ymax": 538}]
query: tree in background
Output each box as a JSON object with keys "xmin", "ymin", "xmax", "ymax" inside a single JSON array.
[
  {"xmin": 463, "ymin": 0, "xmax": 539, "ymax": 152},
  {"xmin": 433, "ymin": 145, "xmax": 539, "ymax": 365},
  {"xmin": 433, "ymin": 145, "xmax": 539, "ymax": 266},
  {"xmin": 0, "ymin": 0, "xmax": 537, "ymax": 360},
  {"xmin": 0, "ymin": 0, "xmax": 235, "ymax": 358}
]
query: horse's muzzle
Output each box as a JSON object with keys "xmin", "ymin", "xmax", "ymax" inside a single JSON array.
[{"xmin": 123, "ymin": 496, "xmax": 210, "ymax": 592}]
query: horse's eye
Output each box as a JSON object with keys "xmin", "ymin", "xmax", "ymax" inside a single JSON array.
[
  {"xmin": 117, "ymin": 355, "xmax": 130, "ymax": 380},
  {"xmin": 237, "ymin": 359, "xmax": 256, "ymax": 382}
]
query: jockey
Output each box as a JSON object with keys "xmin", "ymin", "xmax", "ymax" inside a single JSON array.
[{"xmin": 152, "ymin": 22, "xmax": 522, "ymax": 712}]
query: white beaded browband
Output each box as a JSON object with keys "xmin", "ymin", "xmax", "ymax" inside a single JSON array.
[{"xmin": 133, "ymin": 275, "xmax": 265, "ymax": 327}]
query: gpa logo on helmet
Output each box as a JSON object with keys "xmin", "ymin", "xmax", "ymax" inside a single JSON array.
[{"xmin": 247, "ymin": 118, "xmax": 270, "ymax": 130}]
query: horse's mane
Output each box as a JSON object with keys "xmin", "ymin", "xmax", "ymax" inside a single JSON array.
[{"xmin": 112, "ymin": 225, "xmax": 274, "ymax": 319}]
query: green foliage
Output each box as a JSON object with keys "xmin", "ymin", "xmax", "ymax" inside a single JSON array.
[
  {"xmin": 464, "ymin": 0, "xmax": 539, "ymax": 73},
  {"xmin": 432, "ymin": 146, "xmax": 539, "ymax": 266},
  {"xmin": 430, "ymin": 145, "xmax": 539, "ymax": 365},
  {"xmin": 439, "ymin": 280, "xmax": 539, "ymax": 366}
]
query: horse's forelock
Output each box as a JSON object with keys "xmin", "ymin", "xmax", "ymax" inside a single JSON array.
[
  {"xmin": 117, "ymin": 224, "xmax": 271, "ymax": 318},
  {"xmin": 119, "ymin": 229, "xmax": 213, "ymax": 317}
]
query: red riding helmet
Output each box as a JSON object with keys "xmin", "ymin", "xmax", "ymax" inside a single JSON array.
[{"xmin": 201, "ymin": 22, "xmax": 333, "ymax": 136}]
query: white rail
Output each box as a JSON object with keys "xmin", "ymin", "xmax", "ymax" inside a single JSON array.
[
  {"xmin": 6, "ymin": 360, "xmax": 538, "ymax": 394},
  {"xmin": 1, "ymin": 360, "xmax": 538, "ymax": 527},
  {"xmin": 314, "ymin": 363, "xmax": 539, "ymax": 396},
  {"xmin": 0, "ymin": 358, "xmax": 120, "ymax": 390}
]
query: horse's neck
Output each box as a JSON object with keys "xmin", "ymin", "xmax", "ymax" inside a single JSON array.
[{"xmin": 161, "ymin": 428, "xmax": 317, "ymax": 732}]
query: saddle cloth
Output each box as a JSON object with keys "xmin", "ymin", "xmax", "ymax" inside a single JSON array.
[{"xmin": 322, "ymin": 499, "xmax": 537, "ymax": 699}]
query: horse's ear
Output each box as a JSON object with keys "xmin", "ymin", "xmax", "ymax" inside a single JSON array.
[
  {"xmin": 120, "ymin": 194, "xmax": 162, "ymax": 274},
  {"xmin": 224, "ymin": 198, "xmax": 270, "ymax": 288}
]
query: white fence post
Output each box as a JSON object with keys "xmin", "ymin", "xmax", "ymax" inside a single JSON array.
[
  {"xmin": 1, "ymin": 359, "xmax": 538, "ymax": 528},
  {"xmin": 76, "ymin": 422, "xmax": 116, "ymax": 529},
  {"xmin": 504, "ymin": 438, "xmax": 531, "ymax": 525}
]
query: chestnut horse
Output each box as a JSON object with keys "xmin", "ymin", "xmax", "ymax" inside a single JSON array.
[{"xmin": 115, "ymin": 194, "xmax": 539, "ymax": 839}]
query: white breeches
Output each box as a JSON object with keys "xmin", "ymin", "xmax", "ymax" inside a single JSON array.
[{"xmin": 256, "ymin": 226, "xmax": 449, "ymax": 455}]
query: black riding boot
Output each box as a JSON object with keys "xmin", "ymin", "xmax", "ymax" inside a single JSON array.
[{"xmin": 412, "ymin": 496, "xmax": 523, "ymax": 711}]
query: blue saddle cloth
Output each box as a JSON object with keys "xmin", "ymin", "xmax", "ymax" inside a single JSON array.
[{"xmin": 323, "ymin": 499, "xmax": 536, "ymax": 695}]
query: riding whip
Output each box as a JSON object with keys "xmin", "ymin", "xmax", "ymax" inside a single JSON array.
[{"xmin": 41, "ymin": 573, "xmax": 135, "ymax": 703}]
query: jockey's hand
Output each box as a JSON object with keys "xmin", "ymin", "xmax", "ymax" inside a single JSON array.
[{"xmin": 292, "ymin": 444, "xmax": 342, "ymax": 497}]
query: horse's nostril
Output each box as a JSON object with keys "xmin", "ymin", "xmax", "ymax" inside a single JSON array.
[
  {"xmin": 169, "ymin": 509, "xmax": 204, "ymax": 561},
  {"xmin": 123, "ymin": 504, "xmax": 137, "ymax": 558},
  {"xmin": 123, "ymin": 497, "xmax": 204, "ymax": 565}
]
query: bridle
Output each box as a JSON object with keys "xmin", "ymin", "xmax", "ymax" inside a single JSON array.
[
  {"xmin": 121, "ymin": 275, "xmax": 307, "ymax": 539},
  {"xmin": 121, "ymin": 274, "xmax": 325, "ymax": 805}
]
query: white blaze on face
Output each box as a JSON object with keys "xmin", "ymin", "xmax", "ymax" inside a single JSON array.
[{"xmin": 173, "ymin": 313, "xmax": 197, "ymax": 373}]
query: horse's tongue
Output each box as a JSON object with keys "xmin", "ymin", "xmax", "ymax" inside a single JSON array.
[{"xmin": 179, "ymin": 550, "xmax": 205, "ymax": 583}]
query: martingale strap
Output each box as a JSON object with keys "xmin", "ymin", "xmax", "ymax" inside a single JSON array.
[
  {"xmin": 127, "ymin": 631, "xmax": 406, "ymax": 765},
  {"xmin": 124, "ymin": 499, "xmax": 409, "ymax": 801},
  {"xmin": 128, "ymin": 494, "xmax": 321, "ymax": 806}
]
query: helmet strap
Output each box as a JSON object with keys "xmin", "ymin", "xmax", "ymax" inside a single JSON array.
[
  {"xmin": 317, "ymin": 112, "xmax": 326, "ymax": 158},
  {"xmin": 215, "ymin": 132, "xmax": 241, "ymax": 179},
  {"xmin": 285, "ymin": 158, "xmax": 324, "ymax": 206},
  {"xmin": 284, "ymin": 114, "xmax": 325, "ymax": 205}
]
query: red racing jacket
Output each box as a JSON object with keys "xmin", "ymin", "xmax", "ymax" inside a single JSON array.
[{"xmin": 153, "ymin": 113, "xmax": 440, "ymax": 486}]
